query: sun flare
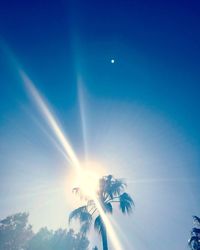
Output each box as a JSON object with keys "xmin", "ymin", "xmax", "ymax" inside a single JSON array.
[
  {"xmin": 77, "ymin": 169, "xmax": 99, "ymax": 197},
  {"xmin": 19, "ymin": 71, "xmax": 125, "ymax": 250},
  {"xmin": 72, "ymin": 161, "xmax": 106, "ymax": 198}
]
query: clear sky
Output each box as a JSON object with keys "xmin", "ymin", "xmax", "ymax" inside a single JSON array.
[{"xmin": 0, "ymin": 0, "xmax": 200, "ymax": 249}]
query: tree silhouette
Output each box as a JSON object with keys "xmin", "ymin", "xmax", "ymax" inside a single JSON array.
[
  {"xmin": 26, "ymin": 227, "xmax": 53, "ymax": 250},
  {"xmin": 26, "ymin": 227, "xmax": 89, "ymax": 250},
  {"xmin": 0, "ymin": 212, "xmax": 89, "ymax": 250},
  {"xmin": 189, "ymin": 216, "xmax": 200, "ymax": 250},
  {"xmin": 0, "ymin": 212, "xmax": 33, "ymax": 250},
  {"xmin": 69, "ymin": 175, "xmax": 134, "ymax": 250}
]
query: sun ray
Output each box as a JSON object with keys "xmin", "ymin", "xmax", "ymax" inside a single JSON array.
[
  {"xmin": 29, "ymin": 116, "xmax": 73, "ymax": 165},
  {"xmin": 19, "ymin": 70, "xmax": 81, "ymax": 171},
  {"xmin": 19, "ymin": 69, "xmax": 126, "ymax": 250},
  {"xmin": 78, "ymin": 78, "xmax": 89, "ymax": 161},
  {"xmin": 128, "ymin": 177, "xmax": 199, "ymax": 185},
  {"xmin": 93, "ymin": 196, "xmax": 124, "ymax": 250}
]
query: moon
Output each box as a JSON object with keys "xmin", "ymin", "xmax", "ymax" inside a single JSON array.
[{"xmin": 111, "ymin": 59, "xmax": 115, "ymax": 64}]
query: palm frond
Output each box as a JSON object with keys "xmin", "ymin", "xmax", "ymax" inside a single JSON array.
[
  {"xmin": 69, "ymin": 206, "xmax": 91, "ymax": 223},
  {"xmin": 80, "ymin": 211, "xmax": 92, "ymax": 223},
  {"xmin": 110, "ymin": 179, "xmax": 126, "ymax": 197},
  {"xmin": 80, "ymin": 221, "xmax": 91, "ymax": 234},
  {"xmin": 100, "ymin": 175, "xmax": 126, "ymax": 200},
  {"xmin": 72, "ymin": 187, "xmax": 80, "ymax": 194},
  {"xmin": 188, "ymin": 236, "xmax": 200, "ymax": 249},
  {"xmin": 72, "ymin": 187, "xmax": 89, "ymax": 200},
  {"xmin": 193, "ymin": 216, "xmax": 200, "ymax": 225},
  {"xmin": 72, "ymin": 187, "xmax": 83, "ymax": 199},
  {"xmin": 104, "ymin": 202, "xmax": 113, "ymax": 214},
  {"xmin": 87, "ymin": 199, "xmax": 96, "ymax": 208},
  {"xmin": 119, "ymin": 192, "xmax": 134, "ymax": 214},
  {"xmin": 94, "ymin": 215, "xmax": 104, "ymax": 234},
  {"xmin": 69, "ymin": 205, "xmax": 92, "ymax": 236}
]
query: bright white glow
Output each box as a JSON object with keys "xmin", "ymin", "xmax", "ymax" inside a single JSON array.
[
  {"xmin": 111, "ymin": 59, "xmax": 115, "ymax": 64},
  {"xmin": 76, "ymin": 169, "xmax": 99, "ymax": 197},
  {"xmin": 72, "ymin": 161, "xmax": 106, "ymax": 198},
  {"xmin": 93, "ymin": 197, "xmax": 124, "ymax": 250},
  {"xmin": 20, "ymin": 70, "xmax": 81, "ymax": 171},
  {"xmin": 19, "ymin": 70, "xmax": 125, "ymax": 250},
  {"xmin": 78, "ymin": 79, "xmax": 88, "ymax": 161}
]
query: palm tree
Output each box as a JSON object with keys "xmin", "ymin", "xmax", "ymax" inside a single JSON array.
[
  {"xmin": 69, "ymin": 175, "xmax": 134, "ymax": 250},
  {"xmin": 188, "ymin": 216, "xmax": 200, "ymax": 250}
]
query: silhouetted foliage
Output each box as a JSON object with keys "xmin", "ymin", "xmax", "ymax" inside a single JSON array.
[
  {"xmin": 69, "ymin": 175, "xmax": 134, "ymax": 250},
  {"xmin": 0, "ymin": 213, "xmax": 89, "ymax": 250},
  {"xmin": 189, "ymin": 216, "xmax": 200, "ymax": 250},
  {"xmin": 26, "ymin": 227, "xmax": 89, "ymax": 250},
  {"xmin": 0, "ymin": 212, "xmax": 33, "ymax": 250}
]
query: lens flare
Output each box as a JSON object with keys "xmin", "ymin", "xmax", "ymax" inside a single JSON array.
[
  {"xmin": 19, "ymin": 69, "xmax": 125, "ymax": 250},
  {"xmin": 93, "ymin": 197, "xmax": 124, "ymax": 250},
  {"xmin": 78, "ymin": 78, "xmax": 89, "ymax": 161},
  {"xmin": 77, "ymin": 170, "xmax": 99, "ymax": 197},
  {"xmin": 71, "ymin": 160, "xmax": 106, "ymax": 198},
  {"xmin": 20, "ymin": 70, "xmax": 80, "ymax": 171}
]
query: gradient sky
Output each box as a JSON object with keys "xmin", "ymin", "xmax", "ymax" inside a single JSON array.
[{"xmin": 0, "ymin": 1, "xmax": 200, "ymax": 249}]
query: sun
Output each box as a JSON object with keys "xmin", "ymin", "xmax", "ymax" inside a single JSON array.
[
  {"xmin": 71, "ymin": 161, "xmax": 106, "ymax": 198},
  {"xmin": 77, "ymin": 169, "xmax": 99, "ymax": 197}
]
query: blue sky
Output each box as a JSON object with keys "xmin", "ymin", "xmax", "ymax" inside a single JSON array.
[
  {"xmin": 1, "ymin": 0, "xmax": 200, "ymax": 143},
  {"xmin": 0, "ymin": 1, "xmax": 200, "ymax": 249}
]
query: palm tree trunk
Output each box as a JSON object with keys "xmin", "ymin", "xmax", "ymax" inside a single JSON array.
[{"xmin": 101, "ymin": 225, "xmax": 108, "ymax": 250}]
